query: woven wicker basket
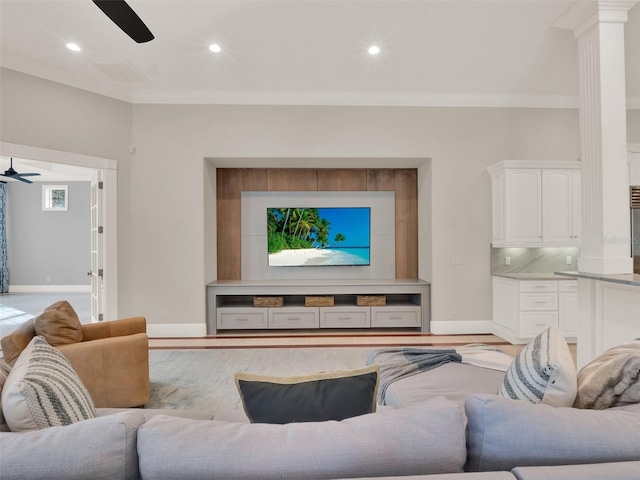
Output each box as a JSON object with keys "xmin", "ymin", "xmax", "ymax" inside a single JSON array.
[
  {"xmin": 356, "ymin": 295, "xmax": 387, "ymax": 306},
  {"xmin": 304, "ymin": 296, "xmax": 334, "ymax": 307},
  {"xmin": 253, "ymin": 296, "xmax": 284, "ymax": 308}
]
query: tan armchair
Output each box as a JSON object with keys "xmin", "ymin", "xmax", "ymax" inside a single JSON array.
[{"xmin": 1, "ymin": 316, "xmax": 149, "ymax": 408}]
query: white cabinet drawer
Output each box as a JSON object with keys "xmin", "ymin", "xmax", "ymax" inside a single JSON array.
[
  {"xmin": 320, "ymin": 307, "xmax": 370, "ymax": 328},
  {"xmin": 519, "ymin": 281, "xmax": 557, "ymax": 293},
  {"xmin": 371, "ymin": 306, "xmax": 421, "ymax": 328},
  {"xmin": 519, "ymin": 293, "xmax": 558, "ymax": 310},
  {"xmin": 269, "ymin": 307, "xmax": 319, "ymax": 329},
  {"xmin": 217, "ymin": 308, "xmax": 268, "ymax": 329},
  {"xmin": 558, "ymin": 280, "xmax": 578, "ymax": 293},
  {"xmin": 520, "ymin": 311, "xmax": 558, "ymax": 337}
]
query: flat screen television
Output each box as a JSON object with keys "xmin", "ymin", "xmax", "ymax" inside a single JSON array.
[{"xmin": 267, "ymin": 207, "xmax": 371, "ymax": 267}]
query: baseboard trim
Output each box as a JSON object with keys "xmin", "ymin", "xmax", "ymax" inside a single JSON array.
[
  {"xmin": 147, "ymin": 323, "xmax": 207, "ymax": 338},
  {"xmin": 429, "ymin": 320, "xmax": 494, "ymax": 335},
  {"xmin": 8, "ymin": 285, "xmax": 91, "ymax": 293}
]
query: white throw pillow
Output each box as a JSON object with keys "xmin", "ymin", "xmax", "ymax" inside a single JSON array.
[
  {"xmin": 1, "ymin": 335, "xmax": 95, "ymax": 432},
  {"xmin": 498, "ymin": 325, "xmax": 577, "ymax": 407}
]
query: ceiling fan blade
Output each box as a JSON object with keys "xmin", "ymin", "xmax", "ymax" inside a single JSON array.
[
  {"xmin": 14, "ymin": 173, "xmax": 40, "ymax": 177},
  {"xmin": 13, "ymin": 176, "xmax": 33, "ymax": 184},
  {"xmin": 93, "ymin": 0, "xmax": 154, "ymax": 43}
]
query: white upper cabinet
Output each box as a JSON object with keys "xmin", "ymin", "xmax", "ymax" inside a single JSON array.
[
  {"xmin": 542, "ymin": 169, "xmax": 581, "ymax": 244},
  {"xmin": 506, "ymin": 169, "xmax": 542, "ymax": 244},
  {"xmin": 487, "ymin": 161, "xmax": 582, "ymax": 247}
]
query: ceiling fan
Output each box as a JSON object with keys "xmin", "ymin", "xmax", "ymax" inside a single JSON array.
[
  {"xmin": 93, "ymin": 0, "xmax": 154, "ymax": 43},
  {"xmin": 1, "ymin": 158, "xmax": 41, "ymax": 184}
]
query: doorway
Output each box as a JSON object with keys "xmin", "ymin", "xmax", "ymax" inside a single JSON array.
[{"xmin": 0, "ymin": 141, "xmax": 118, "ymax": 322}]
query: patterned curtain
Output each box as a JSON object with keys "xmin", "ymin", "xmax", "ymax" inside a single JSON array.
[{"xmin": 0, "ymin": 182, "xmax": 8, "ymax": 293}]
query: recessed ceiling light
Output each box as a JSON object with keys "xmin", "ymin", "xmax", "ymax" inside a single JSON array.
[
  {"xmin": 209, "ymin": 44, "xmax": 222, "ymax": 53},
  {"xmin": 66, "ymin": 43, "xmax": 81, "ymax": 52},
  {"xmin": 368, "ymin": 45, "xmax": 380, "ymax": 55}
]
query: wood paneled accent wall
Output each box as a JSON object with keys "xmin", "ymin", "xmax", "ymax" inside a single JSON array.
[{"xmin": 216, "ymin": 168, "xmax": 418, "ymax": 280}]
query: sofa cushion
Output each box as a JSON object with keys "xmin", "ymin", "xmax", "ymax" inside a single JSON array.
[
  {"xmin": 138, "ymin": 396, "xmax": 467, "ymax": 480},
  {"xmin": 0, "ymin": 359, "xmax": 11, "ymax": 432},
  {"xmin": 465, "ymin": 394, "xmax": 640, "ymax": 472},
  {"xmin": 384, "ymin": 362, "xmax": 506, "ymax": 410},
  {"xmin": 235, "ymin": 364, "xmax": 379, "ymax": 423},
  {"xmin": 1, "ymin": 336, "xmax": 95, "ymax": 431},
  {"xmin": 34, "ymin": 300, "xmax": 83, "ymax": 346},
  {"xmin": 0, "ymin": 410, "xmax": 144, "ymax": 480},
  {"xmin": 498, "ymin": 325, "xmax": 576, "ymax": 407},
  {"xmin": 511, "ymin": 461, "xmax": 640, "ymax": 480}
]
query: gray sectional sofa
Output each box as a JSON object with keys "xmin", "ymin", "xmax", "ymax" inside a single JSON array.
[{"xmin": 2, "ymin": 360, "xmax": 639, "ymax": 480}]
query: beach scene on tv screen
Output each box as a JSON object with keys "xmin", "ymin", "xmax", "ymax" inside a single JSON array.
[{"xmin": 267, "ymin": 207, "xmax": 371, "ymax": 266}]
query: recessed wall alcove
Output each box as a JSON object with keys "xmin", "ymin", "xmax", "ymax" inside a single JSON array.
[{"xmin": 212, "ymin": 167, "xmax": 421, "ymax": 281}]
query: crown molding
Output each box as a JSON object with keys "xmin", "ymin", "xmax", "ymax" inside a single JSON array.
[
  {"xmin": 3, "ymin": 62, "xmax": 639, "ymax": 109},
  {"xmin": 552, "ymin": 0, "xmax": 638, "ymax": 37},
  {"xmin": 131, "ymin": 90, "xmax": 584, "ymax": 108},
  {"xmin": 133, "ymin": 90, "xmax": 640, "ymax": 109}
]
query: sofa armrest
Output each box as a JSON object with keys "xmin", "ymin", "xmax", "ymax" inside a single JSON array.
[
  {"xmin": 80, "ymin": 316, "xmax": 146, "ymax": 341},
  {"xmin": 57, "ymin": 332, "xmax": 149, "ymax": 408}
]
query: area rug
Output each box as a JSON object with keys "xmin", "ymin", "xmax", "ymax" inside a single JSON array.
[{"xmin": 147, "ymin": 347, "xmax": 373, "ymax": 415}]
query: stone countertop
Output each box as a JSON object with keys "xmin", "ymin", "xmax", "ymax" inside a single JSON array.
[
  {"xmin": 492, "ymin": 272, "xmax": 578, "ymax": 281},
  {"xmin": 555, "ymin": 271, "xmax": 640, "ymax": 287}
]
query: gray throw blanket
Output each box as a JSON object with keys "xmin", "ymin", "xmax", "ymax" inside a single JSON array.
[
  {"xmin": 366, "ymin": 348, "xmax": 462, "ymax": 404},
  {"xmin": 574, "ymin": 340, "xmax": 640, "ymax": 409}
]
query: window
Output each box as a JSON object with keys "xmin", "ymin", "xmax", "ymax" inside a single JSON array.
[{"xmin": 42, "ymin": 185, "xmax": 68, "ymax": 211}]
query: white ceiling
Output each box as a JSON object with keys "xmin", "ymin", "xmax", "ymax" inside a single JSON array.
[
  {"xmin": 0, "ymin": 156, "xmax": 95, "ymax": 182},
  {"xmin": 1, "ymin": 0, "xmax": 638, "ymax": 106}
]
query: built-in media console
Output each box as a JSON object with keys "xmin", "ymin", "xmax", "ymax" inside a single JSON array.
[{"xmin": 206, "ymin": 279, "xmax": 430, "ymax": 334}]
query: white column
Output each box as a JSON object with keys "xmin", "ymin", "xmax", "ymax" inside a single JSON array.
[
  {"xmin": 554, "ymin": 1, "xmax": 637, "ymax": 367},
  {"xmin": 556, "ymin": 0, "xmax": 636, "ymax": 275}
]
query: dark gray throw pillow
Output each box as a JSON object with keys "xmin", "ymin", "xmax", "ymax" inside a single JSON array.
[{"xmin": 235, "ymin": 364, "xmax": 380, "ymax": 424}]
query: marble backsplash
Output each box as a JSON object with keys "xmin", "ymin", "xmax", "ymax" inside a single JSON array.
[{"xmin": 491, "ymin": 247, "xmax": 581, "ymax": 275}]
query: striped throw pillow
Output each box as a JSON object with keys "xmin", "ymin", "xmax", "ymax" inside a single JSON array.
[
  {"xmin": 498, "ymin": 325, "xmax": 577, "ymax": 407},
  {"xmin": 1, "ymin": 336, "xmax": 95, "ymax": 432}
]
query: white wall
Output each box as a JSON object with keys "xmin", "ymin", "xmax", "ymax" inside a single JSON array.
[
  {"xmin": 0, "ymin": 68, "xmax": 133, "ymax": 318},
  {"xmin": 7, "ymin": 181, "xmax": 90, "ymax": 287},
  {"xmin": 0, "ymin": 68, "xmax": 589, "ymax": 333},
  {"xmin": 130, "ymin": 104, "xmax": 581, "ymax": 331}
]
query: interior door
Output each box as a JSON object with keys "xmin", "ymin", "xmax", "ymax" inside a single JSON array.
[{"xmin": 90, "ymin": 170, "xmax": 104, "ymax": 322}]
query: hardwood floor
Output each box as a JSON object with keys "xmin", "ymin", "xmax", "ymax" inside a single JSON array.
[{"xmin": 150, "ymin": 332, "xmax": 516, "ymax": 351}]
